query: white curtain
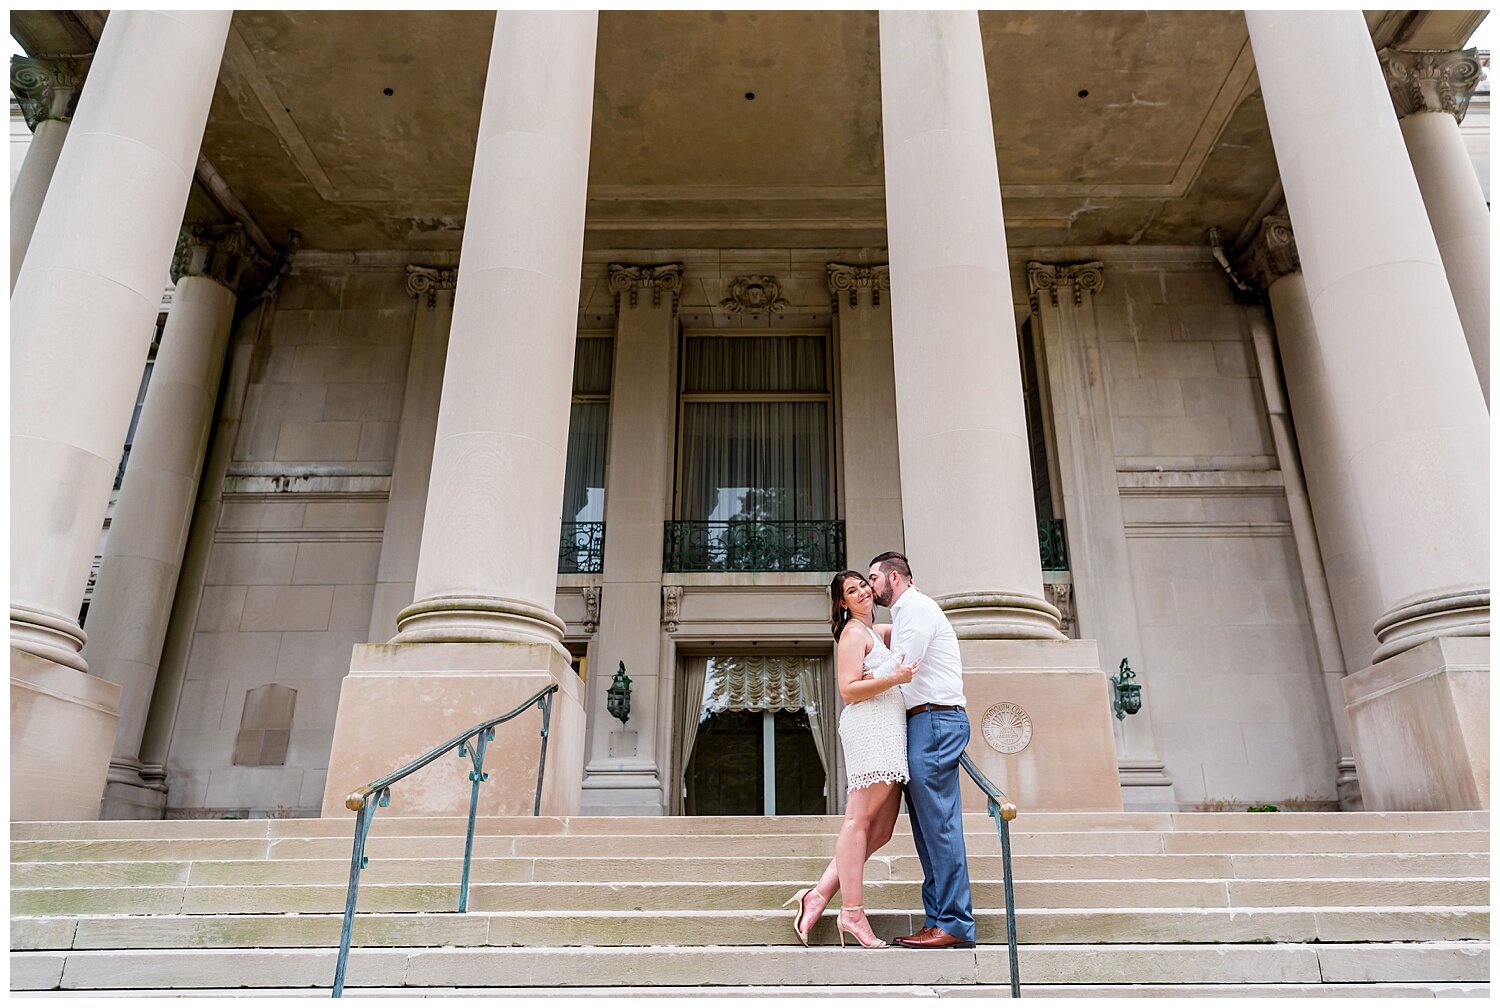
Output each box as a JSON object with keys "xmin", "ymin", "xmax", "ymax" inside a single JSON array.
[
  {"xmin": 673, "ymin": 658, "xmax": 710, "ymax": 815},
  {"xmin": 684, "ymin": 335, "xmax": 826, "ymax": 393},
  {"xmin": 561, "ymin": 337, "xmax": 613, "ymax": 524}
]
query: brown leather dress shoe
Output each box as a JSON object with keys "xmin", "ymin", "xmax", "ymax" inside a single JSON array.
[
  {"xmin": 893, "ymin": 926, "xmax": 976, "ymax": 949},
  {"xmin": 892, "ymin": 925, "xmax": 937, "ymax": 945}
]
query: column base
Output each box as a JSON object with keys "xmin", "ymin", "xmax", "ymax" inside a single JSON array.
[
  {"xmin": 11, "ymin": 647, "xmax": 121, "ymax": 821},
  {"xmin": 1372, "ymin": 588, "xmax": 1488, "ymax": 663},
  {"xmin": 1335, "ymin": 756, "xmax": 1363, "ymax": 811},
  {"xmin": 937, "ymin": 592, "xmax": 1067, "ymax": 641},
  {"xmin": 392, "ymin": 594, "xmax": 568, "ymax": 650},
  {"xmin": 956, "ymin": 638, "xmax": 1123, "ymax": 812},
  {"xmin": 320, "ymin": 642, "xmax": 586, "ymax": 818},
  {"xmin": 100, "ymin": 759, "xmax": 169, "ymax": 820},
  {"xmin": 580, "ymin": 770, "xmax": 665, "ymax": 816},
  {"xmin": 1343, "ymin": 636, "xmax": 1487, "ymax": 811},
  {"xmin": 1118, "ymin": 760, "xmax": 1177, "ymax": 811}
]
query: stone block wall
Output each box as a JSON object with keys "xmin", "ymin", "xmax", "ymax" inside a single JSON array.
[{"xmin": 164, "ymin": 266, "xmax": 414, "ymax": 817}]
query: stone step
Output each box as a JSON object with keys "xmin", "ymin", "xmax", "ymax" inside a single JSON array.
[
  {"xmin": 10, "ymin": 876, "xmax": 1487, "ymax": 916},
  {"xmin": 11, "ymin": 942, "xmax": 1489, "ymax": 991},
  {"xmin": 10, "ymin": 809, "xmax": 1488, "ymax": 841},
  {"xmin": 13, "ymin": 906, "xmax": 1488, "ymax": 952},
  {"xmin": 15, "ymin": 983, "xmax": 1490, "ymax": 998},
  {"xmin": 8, "ymin": 850, "xmax": 1489, "ymax": 888},
  {"xmin": 12, "ymin": 829, "xmax": 1490, "ymax": 863}
]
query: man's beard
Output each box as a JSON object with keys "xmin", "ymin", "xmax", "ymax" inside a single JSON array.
[{"xmin": 873, "ymin": 585, "xmax": 891, "ymax": 607}]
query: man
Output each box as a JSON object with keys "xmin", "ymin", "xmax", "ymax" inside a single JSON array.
[{"xmin": 867, "ymin": 551, "xmax": 976, "ymax": 949}]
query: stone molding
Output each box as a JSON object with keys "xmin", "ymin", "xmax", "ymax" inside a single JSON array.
[
  {"xmin": 171, "ymin": 223, "xmax": 271, "ymax": 297},
  {"xmin": 661, "ymin": 586, "xmax": 683, "ymax": 633},
  {"xmin": 1379, "ymin": 46, "xmax": 1484, "ymax": 122},
  {"xmin": 581, "ymin": 585, "xmax": 601, "ymax": 635},
  {"xmin": 1236, "ymin": 214, "xmax": 1300, "ymax": 291},
  {"xmin": 826, "ymin": 263, "xmax": 891, "ymax": 309},
  {"xmin": 720, "ymin": 275, "xmax": 788, "ymax": 314},
  {"xmin": 1043, "ymin": 581, "xmax": 1075, "ymax": 637},
  {"xmin": 1026, "ymin": 261, "xmax": 1104, "ymax": 312},
  {"xmin": 405, "ymin": 264, "xmax": 457, "ymax": 308},
  {"xmin": 10, "ymin": 53, "xmax": 90, "ymax": 129},
  {"xmin": 607, "ymin": 262, "xmax": 684, "ymax": 312}
]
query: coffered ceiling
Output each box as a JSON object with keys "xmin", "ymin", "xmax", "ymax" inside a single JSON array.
[{"xmin": 12, "ymin": 9, "xmax": 1488, "ymax": 253}]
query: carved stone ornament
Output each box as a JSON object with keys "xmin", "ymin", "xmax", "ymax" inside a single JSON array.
[
  {"xmin": 10, "ymin": 54, "xmax": 91, "ymax": 129},
  {"xmin": 1235, "ymin": 214, "xmax": 1300, "ymax": 291},
  {"xmin": 1044, "ymin": 582, "xmax": 1075, "ymax": 637},
  {"xmin": 171, "ymin": 223, "xmax": 271, "ymax": 297},
  {"xmin": 981, "ymin": 702, "xmax": 1033, "ymax": 755},
  {"xmin": 1380, "ymin": 46, "xmax": 1484, "ymax": 122},
  {"xmin": 720, "ymin": 275, "xmax": 788, "ymax": 315},
  {"xmin": 405, "ymin": 265, "xmax": 457, "ymax": 308},
  {"xmin": 608, "ymin": 262, "xmax": 684, "ymax": 311},
  {"xmin": 1026, "ymin": 261, "xmax": 1105, "ymax": 312},
  {"xmin": 662, "ymin": 586, "xmax": 684, "ymax": 633},
  {"xmin": 826, "ymin": 263, "xmax": 891, "ymax": 310},
  {"xmin": 581, "ymin": 586, "xmax": 601, "ymax": 636}
]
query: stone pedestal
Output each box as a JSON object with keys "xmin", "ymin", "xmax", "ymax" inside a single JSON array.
[
  {"xmin": 1342, "ymin": 637, "xmax": 1487, "ymax": 811},
  {"xmin": 956, "ymin": 639, "xmax": 1124, "ymax": 813},
  {"xmin": 11, "ymin": 649, "xmax": 122, "ymax": 821},
  {"xmin": 321, "ymin": 643, "xmax": 586, "ymax": 818}
]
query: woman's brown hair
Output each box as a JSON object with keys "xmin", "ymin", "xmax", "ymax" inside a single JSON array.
[{"xmin": 829, "ymin": 570, "xmax": 870, "ymax": 641}]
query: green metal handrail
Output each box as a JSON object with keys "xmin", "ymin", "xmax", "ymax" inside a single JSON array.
[
  {"xmin": 959, "ymin": 752, "xmax": 1021, "ymax": 998},
  {"xmin": 331, "ymin": 683, "xmax": 558, "ymax": 998}
]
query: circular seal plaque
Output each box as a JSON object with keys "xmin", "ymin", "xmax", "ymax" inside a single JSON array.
[{"xmin": 982, "ymin": 702, "xmax": 1033, "ymax": 755}]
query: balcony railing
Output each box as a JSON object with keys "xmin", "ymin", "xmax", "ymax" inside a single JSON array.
[
  {"xmin": 1039, "ymin": 518, "xmax": 1069, "ymax": 571},
  {"xmin": 559, "ymin": 522, "xmax": 605, "ymax": 574},
  {"xmin": 663, "ymin": 520, "xmax": 846, "ymax": 573}
]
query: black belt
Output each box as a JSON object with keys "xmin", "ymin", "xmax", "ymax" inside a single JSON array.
[{"xmin": 907, "ymin": 703, "xmax": 964, "ymax": 718}]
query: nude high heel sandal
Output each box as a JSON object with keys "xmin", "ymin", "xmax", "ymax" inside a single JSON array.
[
  {"xmin": 836, "ymin": 905, "xmax": 889, "ymax": 949},
  {"xmin": 780, "ymin": 888, "xmax": 816, "ymax": 946}
]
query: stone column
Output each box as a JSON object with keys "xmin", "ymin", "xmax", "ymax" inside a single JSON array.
[
  {"xmin": 366, "ymin": 266, "xmax": 455, "ymax": 640},
  {"xmin": 1247, "ymin": 11, "xmax": 1489, "ymax": 810},
  {"xmin": 1028, "ymin": 262, "xmax": 1175, "ymax": 810},
  {"xmin": 322, "ymin": 12, "xmax": 597, "ymax": 818},
  {"xmin": 1379, "ymin": 47, "xmax": 1490, "ymax": 405},
  {"xmin": 87, "ymin": 224, "xmax": 267, "ymax": 819},
  {"xmin": 580, "ymin": 263, "xmax": 682, "ymax": 816},
  {"xmin": 828, "ymin": 263, "xmax": 905, "ymax": 568},
  {"xmin": 878, "ymin": 11, "xmax": 1121, "ymax": 812},
  {"xmin": 10, "ymin": 10, "xmax": 231, "ymax": 822},
  {"xmin": 9, "ymin": 53, "xmax": 90, "ymax": 292}
]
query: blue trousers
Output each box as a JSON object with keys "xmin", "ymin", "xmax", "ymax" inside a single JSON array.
[{"xmin": 904, "ymin": 709, "xmax": 975, "ymax": 942}]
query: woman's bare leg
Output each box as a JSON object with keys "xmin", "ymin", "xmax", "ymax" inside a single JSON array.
[
  {"xmin": 835, "ymin": 782, "xmax": 900, "ymax": 914},
  {"xmin": 806, "ymin": 782, "xmax": 904, "ymax": 927}
]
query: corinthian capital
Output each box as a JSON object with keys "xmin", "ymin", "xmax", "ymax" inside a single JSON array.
[
  {"xmin": 826, "ymin": 263, "xmax": 891, "ymax": 310},
  {"xmin": 1380, "ymin": 47, "xmax": 1485, "ymax": 122},
  {"xmin": 1026, "ymin": 261, "xmax": 1104, "ymax": 312},
  {"xmin": 608, "ymin": 262, "xmax": 684, "ymax": 311},
  {"xmin": 171, "ymin": 223, "xmax": 271, "ymax": 298},
  {"xmin": 405, "ymin": 265, "xmax": 457, "ymax": 307},
  {"xmin": 10, "ymin": 53, "xmax": 91, "ymax": 129},
  {"xmin": 1235, "ymin": 215, "xmax": 1300, "ymax": 291}
]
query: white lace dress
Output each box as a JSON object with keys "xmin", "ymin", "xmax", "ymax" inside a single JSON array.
[{"xmin": 837, "ymin": 622, "xmax": 910, "ymax": 792}]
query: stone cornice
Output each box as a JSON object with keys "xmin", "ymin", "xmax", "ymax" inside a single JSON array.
[
  {"xmin": 171, "ymin": 223, "xmax": 272, "ymax": 298},
  {"xmin": 826, "ymin": 262, "xmax": 890, "ymax": 310},
  {"xmin": 1379, "ymin": 46, "xmax": 1484, "ymax": 122},
  {"xmin": 607, "ymin": 262, "xmax": 684, "ymax": 311},
  {"xmin": 1026, "ymin": 261, "xmax": 1104, "ymax": 312},
  {"xmin": 405, "ymin": 265, "xmax": 457, "ymax": 307},
  {"xmin": 10, "ymin": 53, "xmax": 90, "ymax": 129},
  {"xmin": 1235, "ymin": 215, "xmax": 1300, "ymax": 290}
]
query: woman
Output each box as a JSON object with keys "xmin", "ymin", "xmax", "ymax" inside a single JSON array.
[{"xmin": 782, "ymin": 570, "xmax": 918, "ymax": 948}]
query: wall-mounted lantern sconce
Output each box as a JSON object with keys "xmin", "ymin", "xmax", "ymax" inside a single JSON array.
[
  {"xmin": 606, "ymin": 661, "xmax": 632, "ymax": 726},
  {"xmin": 1110, "ymin": 658, "xmax": 1143, "ymax": 720}
]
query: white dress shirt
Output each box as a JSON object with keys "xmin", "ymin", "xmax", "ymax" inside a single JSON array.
[{"xmin": 889, "ymin": 587, "xmax": 966, "ymax": 709}]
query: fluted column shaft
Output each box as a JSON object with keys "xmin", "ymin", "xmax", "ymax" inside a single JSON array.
[
  {"xmin": 393, "ymin": 11, "xmax": 597, "ymax": 649},
  {"xmin": 1246, "ymin": 10, "xmax": 1488, "ymax": 662},
  {"xmin": 10, "ymin": 11, "xmax": 232, "ymax": 673},
  {"xmin": 10, "ymin": 54, "xmax": 90, "ymax": 291},
  {"xmin": 878, "ymin": 10, "xmax": 1062, "ymax": 639},
  {"xmin": 1380, "ymin": 47, "xmax": 1490, "ymax": 405}
]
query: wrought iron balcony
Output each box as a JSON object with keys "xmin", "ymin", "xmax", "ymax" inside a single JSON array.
[
  {"xmin": 663, "ymin": 520, "xmax": 846, "ymax": 573},
  {"xmin": 559, "ymin": 522, "xmax": 605, "ymax": 574},
  {"xmin": 1039, "ymin": 518, "xmax": 1069, "ymax": 571}
]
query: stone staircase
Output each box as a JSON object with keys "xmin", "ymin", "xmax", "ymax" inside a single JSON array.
[{"xmin": 10, "ymin": 810, "xmax": 1490, "ymax": 997}]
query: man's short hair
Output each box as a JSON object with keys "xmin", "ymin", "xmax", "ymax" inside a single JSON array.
[{"xmin": 869, "ymin": 551, "xmax": 912, "ymax": 581}]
